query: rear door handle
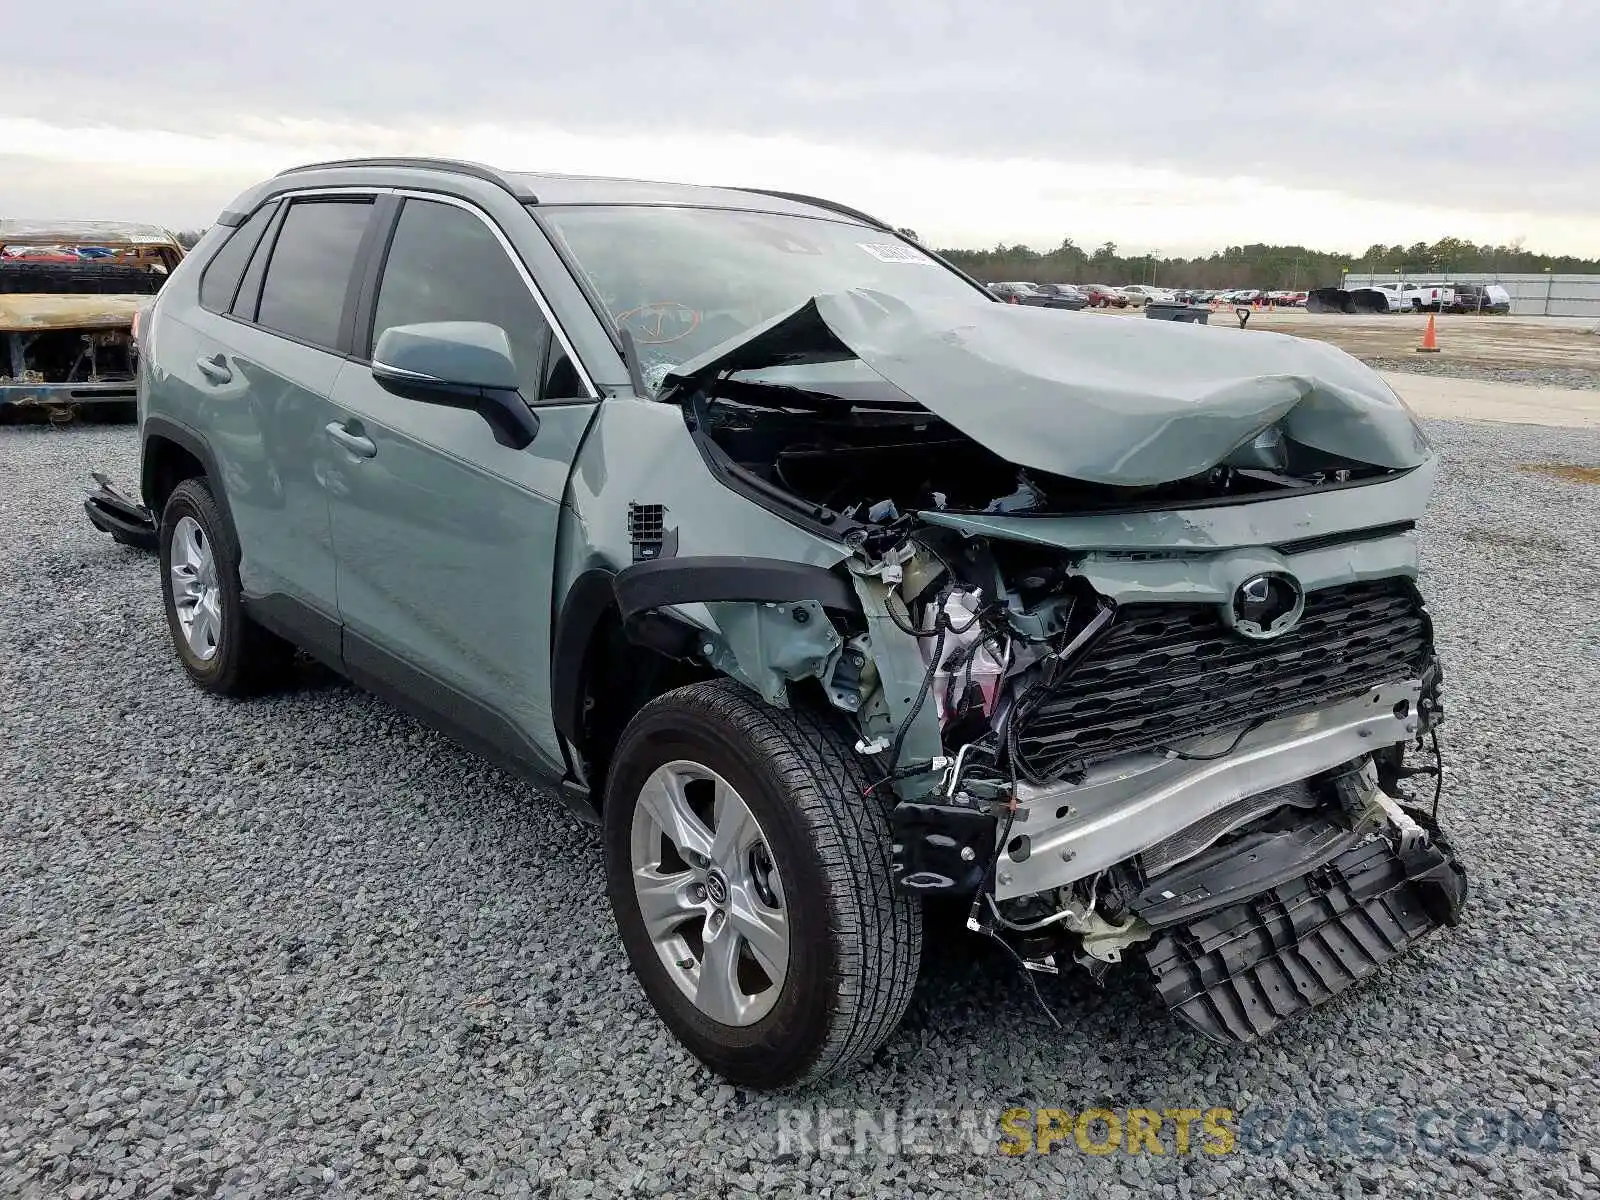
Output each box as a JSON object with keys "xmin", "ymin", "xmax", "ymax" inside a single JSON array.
[
  {"xmin": 325, "ymin": 421, "xmax": 376, "ymax": 459},
  {"xmin": 196, "ymin": 353, "xmax": 232, "ymax": 384}
]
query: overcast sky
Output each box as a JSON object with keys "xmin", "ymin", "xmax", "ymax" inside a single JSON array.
[{"xmin": 6, "ymin": 1, "xmax": 1596, "ymax": 255}]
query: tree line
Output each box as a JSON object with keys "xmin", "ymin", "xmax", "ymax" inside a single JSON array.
[
  {"xmin": 174, "ymin": 224, "xmax": 1599, "ymax": 290},
  {"xmin": 923, "ymin": 235, "xmax": 1600, "ymax": 290}
]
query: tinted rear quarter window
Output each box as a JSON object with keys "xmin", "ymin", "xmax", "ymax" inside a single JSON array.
[
  {"xmin": 255, "ymin": 199, "xmax": 372, "ymax": 350},
  {"xmin": 198, "ymin": 202, "xmax": 275, "ymax": 313},
  {"xmin": 371, "ymin": 198, "xmax": 551, "ymax": 394}
]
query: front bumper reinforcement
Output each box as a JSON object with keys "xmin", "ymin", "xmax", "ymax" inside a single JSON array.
[
  {"xmin": 1141, "ymin": 822, "xmax": 1468, "ymax": 1044},
  {"xmin": 84, "ymin": 472, "xmax": 157, "ymax": 551}
]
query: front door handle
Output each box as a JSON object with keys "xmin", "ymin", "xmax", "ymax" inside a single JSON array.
[
  {"xmin": 195, "ymin": 353, "xmax": 232, "ymax": 384},
  {"xmin": 325, "ymin": 421, "xmax": 376, "ymax": 459}
]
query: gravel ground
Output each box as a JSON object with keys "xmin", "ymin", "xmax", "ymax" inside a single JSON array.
[
  {"xmin": 2, "ymin": 420, "xmax": 1599, "ymax": 1199},
  {"xmin": 1363, "ymin": 358, "xmax": 1600, "ymax": 392}
]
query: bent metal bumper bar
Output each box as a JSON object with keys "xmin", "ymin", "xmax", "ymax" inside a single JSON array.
[
  {"xmin": 84, "ymin": 472, "xmax": 158, "ymax": 551},
  {"xmin": 996, "ymin": 680, "xmax": 1423, "ymax": 901}
]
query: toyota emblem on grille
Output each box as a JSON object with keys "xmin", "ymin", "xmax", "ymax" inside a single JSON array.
[{"xmin": 1225, "ymin": 572, "xmax": 1305, "ymax": 640}]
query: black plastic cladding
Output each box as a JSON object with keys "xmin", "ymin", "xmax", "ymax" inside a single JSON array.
[
  {"xmin": 1144, "ymin": 826, "xmax": 1468, "ymax": 1044},
  {"xmin": 1013, "ymin": 578, "xmax": 1433, "ymax": 774}
]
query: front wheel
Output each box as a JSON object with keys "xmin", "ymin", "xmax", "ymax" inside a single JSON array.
[{"xmin": 603, "ymin": 681, "xmax": 921, "ymax": 1088}]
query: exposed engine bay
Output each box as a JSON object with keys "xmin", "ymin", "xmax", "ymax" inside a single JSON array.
[
  {"xmin": 657, "ymin": 289, "xmax": 1470, "ymax": 1044},
  {"xmin": 695, "ymin": 382, "xmax": 1399, "ymax": 522}
]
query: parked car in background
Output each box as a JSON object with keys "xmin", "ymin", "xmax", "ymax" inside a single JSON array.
[
  {"xmin": 1364, "ymin": 285, "xmax": 1411, "ymax": 313},
  {"xmin": 1402, "ymin": 283, "xmax": 1456, "ymax": 313},
  {"xmin": 1, "ymin": 218, "xmax": 185, "ymax": 419},
  {"xmin": 988, "ymin": 281, "xmax": 1045, "ymax": 305},
  {"xmin": 1118, "ymin": 284, "xmax": 1175, "ymax": 307},
  {"xmin": 1031, "ymin": 282, "xmax": 1090, "ymax": 310},
  {"xmin": 1080, "ymin": 283, "xmax": 1129, "ymax": 308},
  {"xmin": 1447, "ymin": 283, "xmax": 1511, "ymax": 314}
]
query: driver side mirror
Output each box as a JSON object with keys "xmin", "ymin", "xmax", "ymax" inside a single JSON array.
[{"xmin": 371, "ymin": 321, "xmax": 540, "ymax": 449}]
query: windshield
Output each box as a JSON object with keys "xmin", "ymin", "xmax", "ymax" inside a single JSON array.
[{"xmin": 538, "ymin": 204, "xmax": 988, "ymax": 389}]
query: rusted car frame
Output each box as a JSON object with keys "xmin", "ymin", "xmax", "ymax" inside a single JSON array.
[{"xmin": 1, "ymin": 219, "xmax": 184, "ymax": 416}]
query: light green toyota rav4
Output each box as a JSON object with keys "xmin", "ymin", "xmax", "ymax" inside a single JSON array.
[{"xmin": 99, "ymin": 157, "xmax": 1467, "ymax": 1088}]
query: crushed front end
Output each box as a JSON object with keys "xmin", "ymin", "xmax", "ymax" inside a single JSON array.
[
  {"xmin": 854, "ymin": 522, "xmax": 1466, "ymax": 1044},
  {"xmin": 666, "ymin": 289, "xmax": 1469, "ymax": 1044}
]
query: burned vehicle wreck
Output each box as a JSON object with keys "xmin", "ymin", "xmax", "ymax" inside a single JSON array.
[
  {"xmin": 1, "ymin": 219, "xmax": 183, "ymax": 418},
  {"xmin": 654, "ymin": 289, "xmax": 1466, "ymax": 1044}
]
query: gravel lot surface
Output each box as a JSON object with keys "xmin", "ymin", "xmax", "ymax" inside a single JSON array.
[
  {"xmin": 3, "ymin": 420, "xmax": 1598, "ymax": 1199},
  {"xmin": 1364, "ymin": 358, "xmax": 1600, "ymax": 392}
]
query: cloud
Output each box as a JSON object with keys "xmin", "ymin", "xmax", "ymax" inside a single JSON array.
[{"xmin": 3, "ymin": 0, "xmax": 1594, "ymax": 251}]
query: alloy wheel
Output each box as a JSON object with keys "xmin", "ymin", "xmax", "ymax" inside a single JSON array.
[
  {"xmin": 169, "ymin": 515, "xmax": 222, "ymax": 661},
  {"xmin": 629, "ymin": 760, "xmax": 789, "ymax": 1026}
]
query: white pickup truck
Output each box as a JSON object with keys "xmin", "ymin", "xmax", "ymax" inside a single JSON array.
[
  {"xmin": 1350, "ymin": 284, "xmax": 1410, "ymax": 313},
  {"xmin": 1401, "ymin": 283, "xmax": 1456, "ymax": 313}
]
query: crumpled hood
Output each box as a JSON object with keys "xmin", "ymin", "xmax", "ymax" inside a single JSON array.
[{"xmin": 665, "ymin": 289, "xmax": 1430, "ymax": 486}]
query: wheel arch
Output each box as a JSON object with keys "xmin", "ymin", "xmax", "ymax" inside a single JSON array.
[
  {"xmin": 141, "ymin": 416, "xmax": 235, "ymax": 539},
  {"xmin": 552, "ymin": 567, "xmax": 715, "ymax": 804},
  {"xmin": 552, "ymin": 558, "xmax": 865, "ymax": 805}
]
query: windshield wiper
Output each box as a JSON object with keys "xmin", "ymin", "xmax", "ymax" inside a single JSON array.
[{"xmin": 712, "ymin": 375, "xmax": 925, "ymax": 413}]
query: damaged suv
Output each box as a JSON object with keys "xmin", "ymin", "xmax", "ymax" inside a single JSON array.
[{"xmin": 106, "ymin": 158, "xmax": 1466, "ymax": 1088}]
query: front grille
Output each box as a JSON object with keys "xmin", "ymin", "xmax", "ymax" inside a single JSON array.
[{"xmin": 1013, "ymin": 578, "xmax": 1431, "ymax": 774}]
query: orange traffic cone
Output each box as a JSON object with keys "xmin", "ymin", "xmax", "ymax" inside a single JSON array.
[{"xmin": 1416, "ymin": 313, "xmax": 1440, "ymax": 353}]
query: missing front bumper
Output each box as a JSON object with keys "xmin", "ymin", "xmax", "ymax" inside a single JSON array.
[
  {"xmin": 1142, "ymin": 818, "xmax": 1468, "ymax": 1044},
  {"xmin": 995, "ymin": 680, "xmax": 1423, "ymax": 901}
]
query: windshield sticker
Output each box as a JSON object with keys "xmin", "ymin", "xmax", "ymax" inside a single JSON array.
[
  {"xmin": 732, "ymin": 220, "xmax": 824, "ymax": 254},
  {"xmin": 858, "ymin": 242, "xmax": 933, "ymax": 264}
]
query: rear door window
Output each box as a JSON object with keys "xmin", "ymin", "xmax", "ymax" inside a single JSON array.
[
  {"xmin": 254, "ymin": 198, "xmax": 373, "ymax": 351},
  {"xmin": 199, "ymin": 202, "xmax": 276, "ymax": 314},
  {"xmin": 369, "ymin": 197, "xmax": 551, "ymax": 396}
]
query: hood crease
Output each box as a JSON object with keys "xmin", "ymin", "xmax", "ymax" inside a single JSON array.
[{"xmin": 666, "ymin": 289, "xmax": 1430, "ymax": 487}]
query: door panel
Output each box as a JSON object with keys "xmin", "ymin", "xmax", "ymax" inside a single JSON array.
[
  {"xmin": 163, "ymin": 301, "xmax": 343, "ymax": 614},
  {"xmin": 163, "ymin": 194, "xmax": 376, "ymax": 617},
  {"xmin": 203, "ymin": 320, "xmax": 344, "ymax": 609},
  {"xmin": 323, "ymin": 193, "xmax": 600, "ymax": 774},
  {"xmin": 324, "ymin": 368, "xmax": 597, "ymax": 772}
]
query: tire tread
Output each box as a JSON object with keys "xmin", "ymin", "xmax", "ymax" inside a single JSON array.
[{"xmin": 632, "ymin": 680, "xmax": 921, "ymax": 1083}]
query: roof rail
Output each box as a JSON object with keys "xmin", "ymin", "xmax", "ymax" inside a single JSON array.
[
  {"xmin": 274, "ymin": 157, "xmax": 538, "ymax": 202},
  {"xmin": 731, "ymin": 187, "xmax": 892, "ymax": 231}
]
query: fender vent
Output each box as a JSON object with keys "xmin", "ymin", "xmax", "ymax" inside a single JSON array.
[{"xmin": 628, "ymin": 502, "xmax": 675, "ymax": 561}]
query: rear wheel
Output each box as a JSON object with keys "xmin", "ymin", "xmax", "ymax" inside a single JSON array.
[
  {"xmin": 603, "ymin": 680, "xmax": 921, "ymax": 1088},
  {"xmin": 158, "ymin": 478, "xmax": 294, "ymax": 696}
]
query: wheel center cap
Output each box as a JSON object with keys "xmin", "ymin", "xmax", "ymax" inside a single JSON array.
[{"xmin": 703, "ymin": 869, "xmax": 729, "ymax": 907}]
